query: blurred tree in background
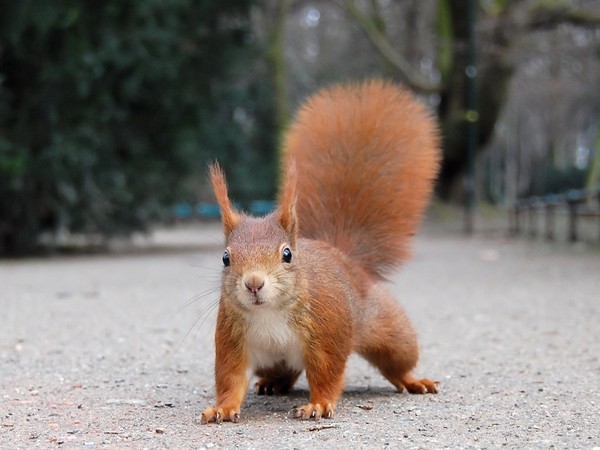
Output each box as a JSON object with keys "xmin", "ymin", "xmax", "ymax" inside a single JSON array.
[
  {"xmin": 1, "ymin": 0, "xmax": 599, "ymax": 254},
  {"xmin": 0, "ymin": 0, "xmax": 275, "ymax": 254},
  {"xmin": 280, "ymin": 0, "xmax": 600, "ymax": 201}
]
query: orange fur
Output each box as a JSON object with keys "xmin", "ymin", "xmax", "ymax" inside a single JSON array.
[
  {"xmin": 283, "ymin": 80, "xmax": 440, "ymax": 279},
  {"xmin": 202, "ymin": 80, "xmax": 439, "ymax": 425},
  {"xmin": 276, "ymin": 161, "xmax": 298, "ymax": 248},
  {"xmin": 209, "ymin": 163, "xmax": 241, "ymax": 237}
]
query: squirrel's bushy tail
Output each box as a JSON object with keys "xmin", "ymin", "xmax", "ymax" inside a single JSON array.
[{"xmin": 282, "ymin": 80, "xmax": 440, "ymax": 279}]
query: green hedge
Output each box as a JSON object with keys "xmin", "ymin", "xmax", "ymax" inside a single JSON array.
[{"xmin": 0, "ymin": 0, "xmax": 275, "ymax": 254}]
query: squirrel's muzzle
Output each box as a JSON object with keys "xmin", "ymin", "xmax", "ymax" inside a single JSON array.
[{"xmin": 243, "ymin": 273, "xmax": 265, "ymax": 295}]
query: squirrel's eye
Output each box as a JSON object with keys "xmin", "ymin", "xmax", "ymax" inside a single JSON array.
[
  {"xmin": 222, "ymin": 251, "xmax": 231, "ymax": 267},
  {"xmin": 282, "ymin": 247, "xmax": 292, "ymax": 263}
]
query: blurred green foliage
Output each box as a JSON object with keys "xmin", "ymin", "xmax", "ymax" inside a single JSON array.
[
  {"xmin": 0, "ymin": 0, "xmax": 275, "ymax": 254},
  {"xmin": 533, "ymin": 165, "xmax": 587, "ymax": 196}
]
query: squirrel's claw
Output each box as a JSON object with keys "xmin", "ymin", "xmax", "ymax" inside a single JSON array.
[
  {"xmin": 201, "ymin": 406, "xmax": 240, "ymax": 424},
  {"xmin": 401, "ymin": 377, "xmax": 439, "ymax": 394},
  {"xmin": 290, "ymin": 402, "xmax": 333, "ymax": 421}
]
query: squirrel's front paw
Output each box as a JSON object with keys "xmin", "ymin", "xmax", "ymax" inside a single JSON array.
[
  {"xmin": 201, "ymin": 405, "xmax": 240, "ymax": 424},
  {"xmin": 291, "ymin": 402, "xmax": 334, "ymax": 421}
]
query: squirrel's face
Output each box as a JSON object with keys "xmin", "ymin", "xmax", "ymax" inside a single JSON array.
[
  {"xmin": 220, "ymin": 216, "xmax": 299, "ymax": 311},
  {"xmin": 209, "ymin": 161, "xmax": 299, "ymax": 311}
]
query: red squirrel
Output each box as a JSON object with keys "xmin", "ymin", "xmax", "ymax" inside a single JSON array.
[{"xmin": 201, "ymin": 80, "xmax": 440, "ymax": 424}]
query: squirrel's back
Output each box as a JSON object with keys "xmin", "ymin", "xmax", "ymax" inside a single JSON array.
[{"xmin": 282, "ymin": 80, "xmax": 440, "ymax": 279}]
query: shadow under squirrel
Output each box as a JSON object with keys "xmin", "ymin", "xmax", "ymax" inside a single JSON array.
[{"xmin": 202, "ymin": 80, "xmax": 440, "ymax": 424}]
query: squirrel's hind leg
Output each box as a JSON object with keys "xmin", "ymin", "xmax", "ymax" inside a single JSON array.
[
  {"xmin": 359, "ymin": 346, "xmax": 439, "ymax": 394},
  {"xmin": 356, "ymin": 284, "xmax": 438, "ymax": 394},
  {"xmin": 254, "ymin": 363, "xmax": 301, "ymax": 395},
  {"xmin": 398, "ymin": 372, "xmax": 438, "ymax": 394},
  {"xmin": 359, "ymin": 340, "xmax": 438, "ymax": 394}
]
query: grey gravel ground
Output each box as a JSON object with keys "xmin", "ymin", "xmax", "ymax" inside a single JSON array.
[{"xmin": 1, "ymin": 223, "xmax": 599, "ymax": 449}]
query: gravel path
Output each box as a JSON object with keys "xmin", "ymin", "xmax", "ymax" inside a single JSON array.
[{"xmin": 1, "ymin": 224, "xmax": 599, "ymax": 449}]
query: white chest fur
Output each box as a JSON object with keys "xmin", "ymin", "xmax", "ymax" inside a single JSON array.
[{"xmin": 244, "ymin": 308, "xmax": 304, "ymax": 371}]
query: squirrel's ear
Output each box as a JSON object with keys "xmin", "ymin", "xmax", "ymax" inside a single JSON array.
[
  {"xmin": 209, "ymin": 163, "xmax": 240, "ymax": 237},
  {"xmin": 278, "ymin": 161, "xmax": 298, "ymax": 247}
]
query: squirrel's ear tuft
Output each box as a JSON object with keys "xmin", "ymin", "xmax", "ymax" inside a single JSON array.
[
  {"xmin": 278, "ymin": 161, "xmax": 298, "ymax": 247},
  {"xmin": 209, "ymin": 163, "xmax": 240, "ymax": 237}
]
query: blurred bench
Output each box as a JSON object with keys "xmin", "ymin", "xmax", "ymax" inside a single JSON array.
[{"xmin": 510, "ymin": 188, "xmax": 600, "ymax": 242}]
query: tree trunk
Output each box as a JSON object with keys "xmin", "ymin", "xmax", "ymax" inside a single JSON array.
[
  {"xmin": 264, "ymin": 0, "xmax": 292, "ymax": 139},
  {"xmin": 437, "ymin": 1, "xmax": 514, "ymax": 200},
  {"xmin": 587, "ymin": 117, "xmax": 600, "ymax": 190}
]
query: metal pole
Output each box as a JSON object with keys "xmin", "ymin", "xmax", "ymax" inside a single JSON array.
[{"xmin": 464, "ymin": 0, "xmax": 478, "ymax": 234}]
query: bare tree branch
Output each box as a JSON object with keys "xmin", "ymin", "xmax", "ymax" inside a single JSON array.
[
  {"xmin": 527, "ymin": 6, "xmax": 600, "ymax": 30},
  {"xmin": 334, "ymin": 0, "xmax": 441, "ymax": 93}
]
